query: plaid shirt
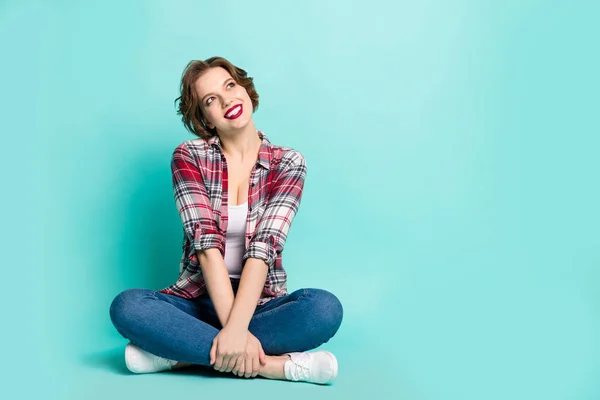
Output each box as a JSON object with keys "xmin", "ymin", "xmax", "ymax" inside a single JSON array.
[{"xmin": 158, "ymin": 130, "xmax": 306, "ymax": 305}]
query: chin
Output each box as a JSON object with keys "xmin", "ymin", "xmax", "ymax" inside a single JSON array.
[{"xmin": 231, "ymin": 116, "xmax": 252, "ymax": 129}]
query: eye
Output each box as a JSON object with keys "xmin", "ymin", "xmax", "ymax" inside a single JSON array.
[{"xmin": 204, "ymin": 82, "xmax": 235, "ymax": 106}]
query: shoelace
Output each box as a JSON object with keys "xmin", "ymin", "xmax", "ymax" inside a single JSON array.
[{"xmin": 290, "ymin": 353, "xmax": 311, "ymax": 381}]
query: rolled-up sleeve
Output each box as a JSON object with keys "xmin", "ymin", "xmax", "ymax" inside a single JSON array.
[
  {"xmin": 171, "ymin": 143, "xmax": 224, "ymax": 254},
  {"xmin": 244, "ymin": 150, "xmax": 306, "ymax": 268}
]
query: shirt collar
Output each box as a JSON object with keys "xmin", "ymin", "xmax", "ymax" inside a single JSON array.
[{"xmin": 208, "ymin": 130, "xmax": 271, "ymax": 170}]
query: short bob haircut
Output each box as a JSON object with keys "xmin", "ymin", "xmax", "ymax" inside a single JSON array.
[{"xmin": 175, "ymin": 57, "xmax": 260, "ymax": 140}]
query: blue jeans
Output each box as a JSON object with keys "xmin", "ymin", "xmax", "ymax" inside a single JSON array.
[{"xmin": 109, "ymin": 279, "xmax": 343, "ymax": 366}]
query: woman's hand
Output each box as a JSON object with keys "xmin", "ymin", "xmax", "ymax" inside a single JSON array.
[
  {"xmin": 232, "ymin": 332, "xmax": 267, "ymax": 378},
  {"xmin": 210, "ymin": 326, "xmax": 248, "ymax": 373}
]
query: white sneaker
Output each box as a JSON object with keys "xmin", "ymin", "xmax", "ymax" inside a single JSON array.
[
  {"xmin": 125, "ymin": 343, "xmax": 178, "ymax": 374},
  {"xmin": 284, "ymin": 351, "xmax": 338, "ymax": 384}
]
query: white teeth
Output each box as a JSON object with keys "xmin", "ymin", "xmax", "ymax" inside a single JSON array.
[{"xmin": 226, "ymin": 105, "xmax": 241, "ymax": 117}]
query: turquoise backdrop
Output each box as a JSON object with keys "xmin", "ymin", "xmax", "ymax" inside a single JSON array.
[{"xmin": 2, "ymin": 0, "xmax": 599, "ymax": 399}]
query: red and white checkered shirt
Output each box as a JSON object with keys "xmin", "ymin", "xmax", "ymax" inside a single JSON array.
[{"xmin": 158, "ymin": 130, "xmax": 306, "ymax": 305}]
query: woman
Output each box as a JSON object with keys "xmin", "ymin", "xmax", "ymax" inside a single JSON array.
[{"xmin": 109, "ymin": 57, "xmax": 343, "ymax": 385}]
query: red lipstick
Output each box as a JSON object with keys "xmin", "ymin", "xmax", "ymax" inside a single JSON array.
[{"xmin": 224, "ymin": 104, "xmax": 243, "ymax": 120}]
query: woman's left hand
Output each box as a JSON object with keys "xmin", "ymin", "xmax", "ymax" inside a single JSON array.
[{"xmin": 210, "ymin": 325, "xmax": 248, "ymax": 373}]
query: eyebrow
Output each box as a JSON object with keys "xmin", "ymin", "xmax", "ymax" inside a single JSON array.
[{"xmin": 201, "ymin": 78, "xmax": 233, "ymax": 103}]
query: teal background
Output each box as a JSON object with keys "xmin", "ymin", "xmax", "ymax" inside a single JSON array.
[{"xmin": 2, "ymin": 0, "xmax": 599, "ymax": 399}]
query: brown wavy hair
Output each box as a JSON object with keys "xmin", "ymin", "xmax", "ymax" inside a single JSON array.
[{"xmin": 174, "ymin": 57, "xmax": 260, "ymax": 139}]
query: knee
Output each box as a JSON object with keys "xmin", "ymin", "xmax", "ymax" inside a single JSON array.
[
  {"xmin": 109, "ymin": 288, "xmax": 153, "ymax": 330},
  {"xmin": 306, "ymin": 289, "xmax": 344, "ymax": 337}
]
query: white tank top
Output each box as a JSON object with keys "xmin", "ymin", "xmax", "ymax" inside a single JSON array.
[{"xmin": 224, "ymin": 202, "xmax": 248, "ymax": 278}]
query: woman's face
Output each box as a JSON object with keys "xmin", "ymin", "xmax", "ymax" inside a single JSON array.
[{"xmin": 194, "ymin": 67, "xmax": 253, "ymax": 133}]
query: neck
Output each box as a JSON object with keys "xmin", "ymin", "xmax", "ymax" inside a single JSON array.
[{"xmin": 217, "ymin": 121, "xmax": 261, "ymax": 161}]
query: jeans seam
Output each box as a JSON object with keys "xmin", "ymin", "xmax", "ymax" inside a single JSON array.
[{"xmin": 251, "ymin": 288, "xmax": 308, "ymax": 321}]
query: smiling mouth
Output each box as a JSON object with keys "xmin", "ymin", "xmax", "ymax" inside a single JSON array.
[{"xmin": 224, "ymin": 104, "xmax": 243, "ymax": 119}]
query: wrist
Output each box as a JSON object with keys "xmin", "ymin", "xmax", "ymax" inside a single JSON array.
[
  {"xmin": 247, "ymin": 331, "xmax": 259, "ymax": 341},
  {"xmin": 223, "ymin": 319, "xmax": 248, "ymax": 333}
]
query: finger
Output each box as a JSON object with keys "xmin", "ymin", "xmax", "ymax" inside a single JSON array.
[
  {"xmin": 231, "ymin": 355, "xmax": 243, "ymax": 376},
  {"xmin": 228, "ymin": 355, "xmax": 239, "ymax": 373},
  {"xmin": 235, "ymin": 356, "xmax": 246, "ymax": 377},
  {"xmin": 210, "ymin": 341, "xmax": 217, "ymax": 365},
  {"xmin": 244, "ymin": 356, "xmax": 252, "ymax": 378},
  {"xmin": 225, "ymin": 355, "xmax": 237, "ymax": 373},
  {"xmin": 214, "ymin": 352, "xmax": 224, "ymax": 371},
  {"xmin": 219, "ymin": 355, "xmax": 230, "ymax": 372},
  {"xmin": 252, "ymin": 355, "xmax": 260, "ymax": 377}
]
